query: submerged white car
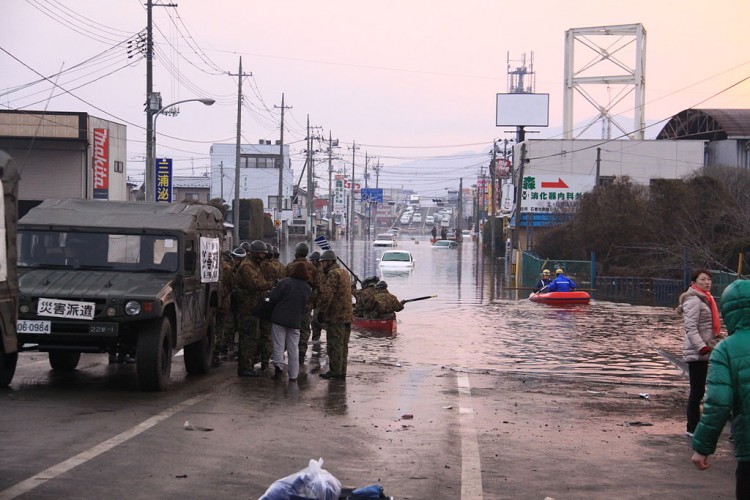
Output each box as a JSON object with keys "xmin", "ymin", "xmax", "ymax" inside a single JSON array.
[
  {"xmin": 373, "ymin": 233, "xmax": 398, "ymax": 247},
  {"xmin": 378, "ymin": 250, "xmax": 415, "ymax": 268}
]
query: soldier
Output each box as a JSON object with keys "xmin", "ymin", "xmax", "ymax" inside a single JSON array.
[
  {"xmin": 362, "ymin": 280, "xmax": 404, "ymax": 319},
  {"xmin": 259, "ymin": 243, "xmax": 284, "ymax": 370},
  {"xmin": 271, "ymin": 246, "xmax": 286, "ymax": 275},
  {"xmin": 213, "ymin": 250, "xmax": 239, "ymax": 366},
  {"xmin": 234, "ymin": 240, "xmax": 272, "ymax": 377},
  {"xmin": 286, "ymin": 242, "xmax": 321, "ymax": 365},
  {"xmin": 317, "ymin": 249, "xmax": 353, "ymax": 380},
  {"xmin": 353, "ymin": 276, "xmax": 379, "ymax": 318},
  {"xmin": 308, "ymin": 251, "xmax": 323, "ymax": 344}
]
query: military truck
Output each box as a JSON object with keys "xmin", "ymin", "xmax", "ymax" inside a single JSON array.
[
  {"xmin": 0, "ymin": 151, "xmax": 19, "ymax": 387},
  {"xmin": 16, "ymin": 199, "xmax": 224, "ymax": 391}
]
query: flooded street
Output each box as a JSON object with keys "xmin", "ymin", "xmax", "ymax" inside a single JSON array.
[{"xmin": 325, "ymin": 234, "xmax": 685, "ymax": 386}]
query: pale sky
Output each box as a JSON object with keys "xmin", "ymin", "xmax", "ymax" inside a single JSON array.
[{"xmin": 2, "ymin": 0, "xmax": 749, "ymax": 198}]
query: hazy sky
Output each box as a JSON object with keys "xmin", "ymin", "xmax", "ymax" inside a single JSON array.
[{"xmin": 2, "ymin": 0, "xmax": 749, "ymax": 197}]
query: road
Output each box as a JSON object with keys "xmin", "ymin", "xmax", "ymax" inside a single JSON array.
[{"xmin": 0, "ymin": 345, "xmax": 736, "ymax": 499}]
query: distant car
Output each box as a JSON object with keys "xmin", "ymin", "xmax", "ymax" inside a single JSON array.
[
  {"xmin": 373, "ymin": 233, "xmax": 398, "ymax": 247},
  {"xmin": 433, "ymin": 213, "xmax": 442, "ymax": 222},
  {"xmin": 387, "ymin": 228, "xmax": 400, "ymax": 236},
  {"xmin": 412, "ymin": 213, "xmax": 422, "ymax": 223},
  {"xmin": 432, "ymin": 240, "xmax": 458, "ymax": 249},
  {"xmin": 425, "ymin": 215, "xmax": 434, "ymax": 225},
  {"xmin": 462, "ymin": 230, "xmax": 472, "ymax": 239},
  {"xmin": 440, "ymin": 218, "xmax": 450, "ymax": 227},
  {"xmin": 399, "ymin": 215, "xmax": 411, "ymax": 225},
  {"xmin": 378, "ymin": 249, "xmax": 415, "ymax": 269},
  {"xmin": 446, "ymin": 229, "xmax": 456, "ymax": 239}
]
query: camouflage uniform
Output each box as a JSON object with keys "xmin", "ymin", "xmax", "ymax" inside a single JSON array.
[
  {"xmin": 353, "ymin": 284, "xmax": 377, "ymax": 318},
  {"xmin": 310, "ymin": 263, "xmax": 325, "ymax": 343},
  {"xmin": 318, "ymin": 262, "xmax": 353, "ymax": 377},
  {"xmin": 286, "ymin": 257, "xmax": 322, "ymax": 362},
  {"xmin": 363, "ymin": 288, "xmax": 404, "ymax": 319},
  {"xmin": 259, "ymin": 258, "xmax": 285, "ymax": 369},
  {"xmin": 214, "ymin": 258, "xmax": 236, "ymax": 360},
  {"xmin": 234, "ymin": 257, "xmax": 271, "ymax": 373}
]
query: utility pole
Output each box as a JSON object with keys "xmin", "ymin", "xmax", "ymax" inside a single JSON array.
[
  {"xmin": 144, "ymin": 0, "xmax": 176, "ymax": 203},
  {"xmin": 595, "ymin": 147, "xmax": 601, "ymax": 186},
  {"xmin": 220, "ymin": 161, "xmax": 223, "ymax": 201},
  {"xmin": 275, "ymin": 94, "xmax": 291, "ymax": 242},
  {"xmin": 512, "ymin": 143, "xmax": 527, "ymax": 260},
  {"xmin": 490, "ymin": 140, "xmax": 497, "ymax": 257},
  {"xmin": 373, "ymin": 161, "xmax": 382, "ymax": 188},
  {"xmin": 306, "ymin": 115, "xmax": 313, "ymax": 238},
  {"xmin": 229, "ymin": 57, "xmax": 251, "ymax": 245},
  {"xmin": 348, "ymin": 141, "xmax": 360, "ymax": 239},
  {"xmin": 327, "ymin": 132, "xmax": 338, "ymax": 238}
]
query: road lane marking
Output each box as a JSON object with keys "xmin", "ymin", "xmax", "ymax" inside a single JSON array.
[
  {"xmin": 457, "ymin": 372, "xmax": 484, "ymax": 500},
  {"xmin": 0, "ymin": 391, "xmax": 215, "ymax": 499}
]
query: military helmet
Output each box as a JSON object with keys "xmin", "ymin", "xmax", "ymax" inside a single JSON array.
[
  {"xmin": 363, "ymin": 276, "xmax": 379, "ymax": 287},
  {"xmin": 319, "ymin": 249, "xmax": 337, "ymax": 261},
  {"xmin": 375, "ymin": 280, "xmax": 388, "ymax": 289},
  {"xmin": 308, "ymin": 251, "xmax": 321, "ymax": 262},
  {"xmin": 231, "ymin": 247, "xmax": 247, "ymax": 259},
  {"xmin": 240, "ymin": 241, "xmax": 252, "ymax": 251},
  {"xmin": 265, "ymin": 243, "xmax": 273, "ymax": 254},
  {"xmin": 294, "ymin": 242, "xmax": 309, "ymax": 258},
  {"xmin": 249, "ymin": 240, "xmax": 267, "ymax": 253},
  {"xmin": 272, "ymin": 246, "xmax": 280, "ymax": 257}
]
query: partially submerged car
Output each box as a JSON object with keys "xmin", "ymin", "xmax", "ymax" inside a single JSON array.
[
  {"xmin": 373, "ymin": 232, "xmax": 398, "ymax": 247},
  {"xmin": 378, "ymin": 250, "xmax": 415, "ymax": 269},
  {"xmin": 432, "ymin": 239, "xmax": 458, "ymax": 249}
]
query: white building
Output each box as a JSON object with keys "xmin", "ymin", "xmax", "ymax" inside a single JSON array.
[{"xmin": 209, "ymin": 141, "xmax": 293, "ymax": 222}]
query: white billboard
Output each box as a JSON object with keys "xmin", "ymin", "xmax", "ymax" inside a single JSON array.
[
  {"xmin": 520, "ymin": 174, "xmax": 594, "ymax": 213},
  {"xmin": 495, "ymin": 93, "xmax": 549, "ymax": 127}
]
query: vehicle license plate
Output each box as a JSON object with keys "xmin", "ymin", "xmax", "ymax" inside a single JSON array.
[
  {"xmin": 17, "ymin": 320, "xmax": 51, "ymax": 334},
  {"xmin": 89, "ymin": 324, "xmax": 116, "ymax": 335}
]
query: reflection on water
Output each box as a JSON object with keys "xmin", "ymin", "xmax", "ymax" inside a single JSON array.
[{"xmin": 311, "ymin": 236, "xmax": 685, "ymax": 386}]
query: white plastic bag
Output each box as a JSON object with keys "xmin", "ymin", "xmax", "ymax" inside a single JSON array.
[{"xmin": 259, "ymin": 458, "xmax": 342, "ymax": 500}]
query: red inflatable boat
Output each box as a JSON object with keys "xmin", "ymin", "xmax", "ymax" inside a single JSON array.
[{"xmin": 529, "ymin": 291, "xmax": 591, "ymax": 305}]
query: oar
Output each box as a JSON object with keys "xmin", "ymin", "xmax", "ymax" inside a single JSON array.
[
  {"xmin": 314, "ymin": 235, "xmax": 363, "ymax": 284},
  {"xmin": 401, "ymin": 294, "xmax": 437, "ymax": 304},
  {"xmin": 528, "ymin": 284, "xmax": 549, "ymax": 299}
]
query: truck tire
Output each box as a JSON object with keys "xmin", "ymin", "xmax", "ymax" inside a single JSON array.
[
  {"xmin": 48, "ymin": 351, "xmax": 81, "ymax": 371},
  {"xmin": 0, "ymin": 349, "xmax": 18, "ymax": 387},
  {"xmin": 137, "ymin": 317, "xmax": 173, "ymax": 391},
  {"xmin": 184, "ymin": 310, "xmax": 215, "ymax": 375}
]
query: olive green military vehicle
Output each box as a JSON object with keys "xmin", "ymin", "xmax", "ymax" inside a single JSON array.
[
  {"xmin": 16, "ymin": 199, "xmax": 224, "ymax": 391},
  {"xmin": 0, "ymin": 151, "xmax": 19, "ymax": 387}
]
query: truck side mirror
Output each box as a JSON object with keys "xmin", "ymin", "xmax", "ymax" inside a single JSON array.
[{"xmin": 184, "ymin": 250, "xmax": 196, "ymax": 273}]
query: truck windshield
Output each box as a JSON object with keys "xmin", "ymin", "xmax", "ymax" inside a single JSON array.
[{"xmin": 18, "ymin": 230, "xmax": 179, "ymax": 272}]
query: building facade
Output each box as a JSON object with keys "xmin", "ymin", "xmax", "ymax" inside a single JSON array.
[
  {"xmin": 0, "ymin": 110, "xmax": 127, "ymax": 215},
  {"xmin": 209, "ymin": 141, "xmax": 293, "ymax": 223}
]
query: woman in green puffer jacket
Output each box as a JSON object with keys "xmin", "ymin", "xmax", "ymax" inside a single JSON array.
[{"xmin": 692, "ymin": 279, "xmax": 750, "ymax": 498}]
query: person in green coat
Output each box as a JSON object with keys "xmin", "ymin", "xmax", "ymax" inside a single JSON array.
[{"xmin": 691, "ymin": 279, "xmax": 750, "ymax": 497}]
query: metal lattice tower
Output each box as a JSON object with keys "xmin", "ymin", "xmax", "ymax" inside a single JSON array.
[
  {"xmin": 507, "ymin": 52, "xmax": 535, "ymax": 94},
  {"xmin": 563, "ymin": 23, "xmax": 646, "ymax": 140}
]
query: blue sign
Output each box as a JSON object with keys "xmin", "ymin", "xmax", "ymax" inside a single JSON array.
[
  {"xmin": 155, "ymin": 158, "xmax": 173, "ymax": 202},
  {"xmin": 314, "ymin": 235, "xmax": 332, "ymax": 250},
  {"xmin": 360, "ymin": 188, "xmax": 383, "ymax": 203}
]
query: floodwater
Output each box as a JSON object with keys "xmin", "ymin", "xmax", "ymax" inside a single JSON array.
[{"xmin": 306, "ymin": 233, "xmax": 686, "ymax": 387}]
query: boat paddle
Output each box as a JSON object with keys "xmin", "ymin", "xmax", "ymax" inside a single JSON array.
[
  {"xmin": 401, "ymin": 294, "xmax": 437, "ymax": 305},
  {"xmin": 314, "ymin": 235, "xmax": 363, "ymax": 285}
]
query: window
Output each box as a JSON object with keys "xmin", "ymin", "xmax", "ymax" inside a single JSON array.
[
  {"xmin": 183, "ymin": 192, "xmax": 200, "ymax": 201},
  {"xmin": 114, "ymin": 160, "xmax": 123, "ymax": 173},
  {"xmin": 241, "ymin": 155, "xmax": 278, "ymax": 168}
]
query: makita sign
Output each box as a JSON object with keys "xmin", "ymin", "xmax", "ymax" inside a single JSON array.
[{"xmin": 92, "ymin": 128, "xmax": 109, "ymax": 200}]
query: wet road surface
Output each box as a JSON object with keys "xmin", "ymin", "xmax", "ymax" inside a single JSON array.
[{"xmin": 1, "ymin": 234, "xmax": 734, "ymax": 499}]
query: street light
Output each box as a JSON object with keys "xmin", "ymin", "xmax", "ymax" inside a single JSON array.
[{"xmin": 145, "ymin": 97, "xmax": 215, "ymax": 202}]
